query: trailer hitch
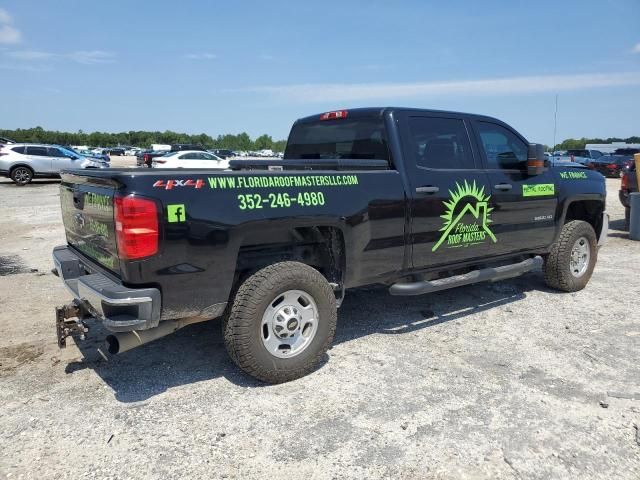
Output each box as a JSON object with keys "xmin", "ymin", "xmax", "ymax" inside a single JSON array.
[{"xmin": 55, "ymin": 301, "xmax": 89, "ymax": 348}]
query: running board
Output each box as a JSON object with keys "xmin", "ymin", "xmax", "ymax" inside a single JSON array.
[{"xmin": 389, "ymin": 256, "xmax": 543, "ymax": 296}]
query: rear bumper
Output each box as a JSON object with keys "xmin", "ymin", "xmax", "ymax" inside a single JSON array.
[{"xmin": 53, "ymin": 245, "xmax": 161, "ymax": 332}]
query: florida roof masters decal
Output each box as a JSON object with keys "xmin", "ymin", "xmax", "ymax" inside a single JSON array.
[{"xmin": 432, "ymin": 180, "xmax": 497, "ymax": 251}]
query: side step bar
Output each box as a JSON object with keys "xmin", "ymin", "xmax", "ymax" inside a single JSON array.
[{"xmin": 389, "ymin": 256, "xmax": 543, "ymax": 296}]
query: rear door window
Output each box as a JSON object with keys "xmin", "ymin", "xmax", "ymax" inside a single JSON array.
[
  {"xmin": 27, "ymin": 146, "xmax": 48, "ymax": 156},
  {"xmin": 407, "ymin": 117, "xmax": 475, "ymax": 169},
  {"xmin": 11, "ymin": 146, "xmax": 25, "ymax": 154},
  {"xmin": 284, "ymin": 118, "xmax": 390, "ymax": 162}
]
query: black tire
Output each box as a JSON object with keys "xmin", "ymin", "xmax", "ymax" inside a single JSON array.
[
  {"xmin": 223, "ymin": 261, "xmax": 337, "ymax": 383},
  {"xmin": 10, "ymin": 166, "xmax": 33, "ymax": 186},
  {"xmin": 543, "ymin": 220, "xmax": 598, "ymax": 292}
]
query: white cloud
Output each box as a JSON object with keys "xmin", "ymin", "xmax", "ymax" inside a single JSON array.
[
  {"xmin": 67, "ymin": 50, "xmax": 115, "ymax": 64},
  {"xmin": 0, "ymin": 8, "xmax": 12, "ymax": 24},
  {"xmin": 0, "ymin": 8, "xmax": 21, "ymax": 44},
  {"xmin": 0, "ymin": 63, "xmax": 50, "ymax": 72},
  {"xmin": 185, "ymin": 52, "xmax": 217, "ymax": 60},
  {"xmin": 7, "ymin": 50, "xmax": 54, "ymax": 60},
  {"xmin": 258, "ymin": 54, "xmax": 274, "ymax": 61},
  {"xmin": 238, "ymin": 72, "xmax": 640, "ymax": 103},
  {"xmin": 0, "ymin": 25, "xmax": 20, "ymax": 44},
  {"xmin": 632, "ymin": 43, "xmax": 640, "ymax": 54},
  {"xmin": 6, "ymin": 49, "xmax": 116, "ymax": 64}
]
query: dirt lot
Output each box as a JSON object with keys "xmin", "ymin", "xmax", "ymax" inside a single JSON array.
[{"xmin": 0, "ymin": 174, "xmax": 638, "ymax": 479}]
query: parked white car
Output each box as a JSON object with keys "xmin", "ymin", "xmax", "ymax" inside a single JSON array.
[
  {"xmin": 151, "ymin": 150, "xmax": 229, "ymax": 169},
  {"xmin": 0, "ymin": 144, "xmax": 110, "ymax": 185}
]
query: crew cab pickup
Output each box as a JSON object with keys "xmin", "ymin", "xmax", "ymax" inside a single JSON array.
[{"xmin": 53, "ymin": 107, "xmax": 608, "ymax": 383}]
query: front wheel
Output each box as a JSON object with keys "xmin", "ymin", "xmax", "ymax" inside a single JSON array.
[
  {"xmin": 10, "ymin": 166, "xmax": 33, "ymax": 186},
  {"xmin": 223, "ymin": 261, "xmax": 337, "ymax": 383},
  {"xmin": 543, "ymin": 220, "xmax": 598, "ymax": 292}
]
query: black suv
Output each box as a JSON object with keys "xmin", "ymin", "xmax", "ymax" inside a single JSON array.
[{"xmin": 170, "ymin": 144, "xmax": 206, "ymax": 152}]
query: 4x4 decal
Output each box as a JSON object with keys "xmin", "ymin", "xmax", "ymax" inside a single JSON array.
[{"xmin": 432, "ymin": 180, "xmax": 497, "ymax": 251}]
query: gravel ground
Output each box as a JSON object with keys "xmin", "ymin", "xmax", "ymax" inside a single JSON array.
[{"xmin": 0, "ymin": 173, "xmax": 638, "ymax": 479}]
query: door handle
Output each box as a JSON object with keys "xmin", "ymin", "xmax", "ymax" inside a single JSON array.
[
  {"xmin": 494, "ymin": 183, "xmax": 513, "ymax": 191},
  {"xmin": 416, "ymin": 186, "xmax": 439, "ymax": 194}
]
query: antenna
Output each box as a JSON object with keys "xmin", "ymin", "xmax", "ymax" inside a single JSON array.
[{"xmin": 552, "ymin": 94, "xmax": 558, "ymax": 152}]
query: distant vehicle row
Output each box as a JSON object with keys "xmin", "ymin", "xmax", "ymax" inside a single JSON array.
[{"xmin": 549, "ymin": 148, "xmax": 637, "ymax": 178}]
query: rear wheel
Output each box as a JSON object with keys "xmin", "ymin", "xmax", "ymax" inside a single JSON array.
[
  {"xmin": 543, "ymin": 220, "xmax": 597, "ymax": 292},
  {"xmin": 223, "ymin": 261, "xmax": 337, "ymax": 383},
  {"xmin": 10, "ymin": 166, "xmax": 33, "ymax": 186}
]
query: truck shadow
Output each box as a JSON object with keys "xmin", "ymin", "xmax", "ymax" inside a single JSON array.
[
  {"xmin": 66, "ymin": 272, "xmax": 543, "ymax": 403},
  {"xmin": 0, "ymin": 179, "xmax": 61, "ymax": 187}
]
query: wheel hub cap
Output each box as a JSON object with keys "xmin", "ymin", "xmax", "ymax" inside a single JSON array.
[
  {"xmin": 261, "ymin": 290, "xmax": 318, "ymax": 358},
  {"xmin": 570, "ymin": 236, "xmax": 590, "ymax": 278}
]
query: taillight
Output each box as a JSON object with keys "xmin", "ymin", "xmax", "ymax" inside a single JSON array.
[
  {"xmin": 144, "ymin": 154, "xmax": 150, "ymax": 161},
  {"xmin": 114, "ymin": 195, "xmax": 159, "ymax": 260},
  {"xmin": 621, "ymin": 173, "xmax": 628, "ymax": 190},
  {"xmin": 607, "ymin": 164, "xmax": 616, "ymax": 169},
  {"xmin": 320, "ymin": 110, "xmax": 348, "ymax": 121}
]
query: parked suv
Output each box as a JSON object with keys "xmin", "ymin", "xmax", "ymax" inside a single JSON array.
[
  {"xmin": 0, "ymin": 144, "xmax": 110, "ymax": 185},
  {"xmin": 170, "ymin": 144, "xmax": 206, "ymax": 152}
]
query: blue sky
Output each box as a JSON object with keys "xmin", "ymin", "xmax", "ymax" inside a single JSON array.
[{"xmin": 1, "ymin": 0, "xmax": 639, "ymax": 145}]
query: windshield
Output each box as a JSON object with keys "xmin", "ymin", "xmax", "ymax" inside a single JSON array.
[{"xmin": 284, "ymin": 118, "xmax": 390, "ymax": 161}]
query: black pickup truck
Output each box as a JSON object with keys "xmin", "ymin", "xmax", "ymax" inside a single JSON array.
[{"xmin": 53, "ymin": 108, "xmax": 608, "ymax": 383}]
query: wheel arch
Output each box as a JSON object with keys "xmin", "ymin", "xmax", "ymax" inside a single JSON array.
[
  {"xmin": 233, "ymin": 225, "xmax": 346, "ymax": 291},
  {"xmin": 557, "ymin": 196, "xmax": 605, "ymax": 239},
  {"xmin": 9, "ymin": 163, "xmax": 35, "ymax": 174}
]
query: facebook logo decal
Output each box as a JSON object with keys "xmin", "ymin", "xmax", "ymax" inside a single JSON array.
[{"xmin": 167, "ymin": 204, "xmax": 186, "ymax": 223}]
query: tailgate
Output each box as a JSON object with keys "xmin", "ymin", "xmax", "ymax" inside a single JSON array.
[{"xmin": 60, "ymin": 177, "xmax": 120, "ymax": 274}]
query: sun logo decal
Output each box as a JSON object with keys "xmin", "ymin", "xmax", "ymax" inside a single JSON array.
[{"xmin": 432, "ymin": 180, "xmax": 497, "ymax": 251}]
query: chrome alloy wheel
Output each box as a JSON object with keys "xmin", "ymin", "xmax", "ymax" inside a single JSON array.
[
  {"xmin": 12, "ymin": 167, "xmax": 32, "ymax": 184},
  {"xmin": 570, "ymin": 236, "xmax": 590, "ymax": 278},
  {"xmin": 261, "ymin": 289, "xmax": 319, "ymax": 358}
]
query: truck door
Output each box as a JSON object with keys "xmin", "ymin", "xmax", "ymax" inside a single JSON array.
[
  {"xmin": 471, "ymin": 120, "xmax": 558, "ymax": 255},
  {"xmin": 398, "ymin": 114, "xmax": 494, "ymax": 269}
]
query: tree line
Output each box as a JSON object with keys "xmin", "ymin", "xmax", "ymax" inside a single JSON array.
[
  {"xmin": 2, "ymin": 127, "xmax": 638, "ymax": 153},
  {"xmin": 0, "ymin": 127, "xmax": 288, "ymax": 152}
]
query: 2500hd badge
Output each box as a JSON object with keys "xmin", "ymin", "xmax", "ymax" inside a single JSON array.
[{"xmin": 52, "ymin": 107, "xmax": 608, "ymax": 383}]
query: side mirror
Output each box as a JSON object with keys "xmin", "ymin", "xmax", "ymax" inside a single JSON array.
[{"xmin": 527, "ymin": 143, "xmax": 547, "ymax": 175}]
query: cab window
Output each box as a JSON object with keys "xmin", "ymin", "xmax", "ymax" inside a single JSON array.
[{"xmin": 477, "ymin": 122, "xmax": 527, "ymax": 170}]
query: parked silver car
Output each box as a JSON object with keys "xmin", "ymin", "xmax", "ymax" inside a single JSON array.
[{"xmin": 0, "ymin": 144, "xmax": 110, "ymax": 185}]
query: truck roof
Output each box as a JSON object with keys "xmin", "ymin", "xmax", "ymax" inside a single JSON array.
[{"xmin": 294, "ymin": 107, "xmax": 505, "ymax": 125}]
